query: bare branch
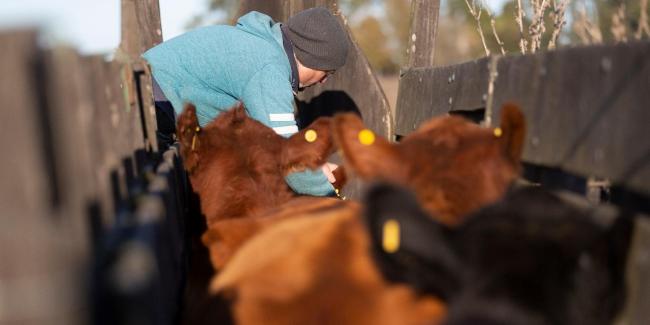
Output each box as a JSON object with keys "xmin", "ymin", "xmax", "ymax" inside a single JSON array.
[
  {"xmin": 548, "ymin": 0, "xmax": 568, "ymax": 50},
  {"xmin": 483, "ymin": 55, "xmax": 500, "ymax": 128},
  {"xmin": 529, "ymin": 0, "xmax": 550, "ymax": 53},
  {"xmin": 515, "ymin": 0, "xmax": 527, "ymax": 54},
  {"xmin": 572, "ymin": 3, "xmax": 602, "ymax": 45},
  {"xmin": 636, "ymin": 0, "xmax": 650, "ymax": 39},
  {"xmin": 484, "ymin": 4, "xmax": 506, "ymax": 55},
  {"xmin": 464, "ymin": 0, "xmax": 490, "ymax": 56},
  {"xmin": 611, "ymin": 3, "xmax": 628, "ymax": 43}
]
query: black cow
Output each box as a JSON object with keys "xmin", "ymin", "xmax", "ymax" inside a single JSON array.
[{"xmin": 364, "ymin": 183, "xmax": 633, "ymax": 325}]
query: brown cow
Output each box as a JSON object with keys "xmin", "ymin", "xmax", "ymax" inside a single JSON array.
[
  {"xmin": 177, "ymin": 103, "xmax": 348, "ymax": 324},
  {"xmin": 205, "ymin": 104, "xmax": 526, "ymax": 270},
  {"xmin": 332, "ymin": 103, "xmax": 525, "ymax": 225},
  {"xmin": 210, "ymin": 104, "xmax": 526, "ymax": 324},
  {"xmin": 177, "ymin": 103, "xmax": 341, "ymax": 227}
]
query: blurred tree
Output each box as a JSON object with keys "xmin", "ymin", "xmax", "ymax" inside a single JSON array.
[
  {"xmin": 352, "ymin": 16, "xmax": 398, "ymax": 73},
  {"xmin": 588, "ymin": 0, "xmax": 645, "ymax": 43},
  {"xmin": 385, "ymin": 0, "xmax": 411, "ymax": 67},
  {"xmin": 190, "ymin": 0, "xmax": 649, "ymax": 70}
]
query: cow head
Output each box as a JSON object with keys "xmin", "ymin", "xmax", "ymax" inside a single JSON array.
[
  {"xmin": 333, "ymin": 103, "xmax": 526, "ymax": 225},
  {"xmin": 364, "ymin": 183, "xmax": 633, "ymax": 325},
  {"xmin": 177, "ymin": 103, "xmax": 336, "ymax": 225}
]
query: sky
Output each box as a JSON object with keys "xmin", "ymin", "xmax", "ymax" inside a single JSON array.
[
  {"xmin": 0, "ymin": 0, "xmax": 509, "ymax": 54},
  {"xmin": 0, "ymin": 0, "xmax": 209, "ymax": 54}
]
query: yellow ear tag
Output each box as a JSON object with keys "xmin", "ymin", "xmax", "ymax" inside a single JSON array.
[
  {"xmin": 305, "ymin": 129, "xmax": 318, "ymax": 143},
  {"xmin": 191, "ymin": 126, "xmax": 201, "ymax": 151},
  {"xmin": 358, "ymin": 129, "xmax": 376, "ymax": 146},
  {"xmin": 493, "ymin": 127, "xmax": 503, "ymax": 138},
  {"xmin": 382, "ymin": 219, "xmax": 400, "ymax": 253}
]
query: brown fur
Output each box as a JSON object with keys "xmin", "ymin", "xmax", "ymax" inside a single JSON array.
[
  {"xmin": 212, "ymin": 203, "xmax": 446, "ymax": 325},
  {"xmin": 332, "ymin": 103, "xmax": 526, "ymax": 225},
  {"xmin": 177, "ymin": 103, "xmax": 338, "ymax": 227},
  {"xmin": 202, "ymin": 196, "xmax": 344, "ymax": 269},
  {"xmin": 209, "ymin": 104, "xmax": 527, "ymax": 324}
]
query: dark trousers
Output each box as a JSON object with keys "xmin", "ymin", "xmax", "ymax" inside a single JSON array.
[{"xmin": 155, "ymin": 100, "xmax": 176, "ymax": 152}]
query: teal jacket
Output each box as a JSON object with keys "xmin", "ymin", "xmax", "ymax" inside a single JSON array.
[{"xmin": 143, "ymin": 11, "xmax": 334, "ymax": 196}]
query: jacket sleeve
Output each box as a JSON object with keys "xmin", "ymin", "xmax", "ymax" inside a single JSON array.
[{"xmin": 241, "ymin": 64, "xmax": 335, "ymax": 197}]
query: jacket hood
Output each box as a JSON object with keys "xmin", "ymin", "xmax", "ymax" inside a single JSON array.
[{"xmin": 236, "ymin": 11, "xmax": 284, "ymax": 48}]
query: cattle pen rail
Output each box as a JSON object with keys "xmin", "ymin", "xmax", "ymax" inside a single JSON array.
[
  {"xmin": 0, "ymin": 0, "xmax": 193, "ymax": 323},
  {"xmin": 0, "ymin": 0, "xmax": 649, "ymax": 324}
]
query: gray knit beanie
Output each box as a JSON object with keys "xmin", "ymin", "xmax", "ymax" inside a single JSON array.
[{"xmin": 283, "ymin": 7, "xmax": 350, "ymax": 71}]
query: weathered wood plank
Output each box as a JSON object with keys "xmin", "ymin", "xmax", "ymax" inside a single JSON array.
[
  {"xmin": 119, "ymin": 0, "xmax": 160, "ymax": 153},
  {"xmin": 396, "ymin": 41, "xmax": 650, "ymax": 195},
  {"xmin": 81, "ymin": 55, "xmax": 125, "ymax": 223},
  {"xmin": 0, "ymin": 30, "xmax": 87, "ymax": 325},
  {"xmin": 405, "ymin": 0, "xmax": 440, "ymax": 69},
  {"xmin": 0, "ymin": 31, "xmax": 51, "ymax": 218},
  {"xmin": 43, "ymin": 48, "xmax": 97, "ymax": 210},
  {"xmin": 396, "ymin": 57, "xmax": 490, "ymax": 134},
  {"xmin": 120, "ymin": 62, "xmax": 146, "ymax": 155},
  {"xmin": 120, "ymin": 0, "xmax": 162, "ymax": 62},
  {"xmin": 139, "ymin": 69, "xmax": 160, "ymax": 152}
]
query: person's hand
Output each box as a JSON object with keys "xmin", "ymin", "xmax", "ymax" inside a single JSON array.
[{"xmin": 321, "ymin": 162, "xmax": 339, "ymax": 183}]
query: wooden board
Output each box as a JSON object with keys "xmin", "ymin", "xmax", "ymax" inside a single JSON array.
[
  {"xmin": 81, "ymin": 55, "xmax": 126, "ymax": 223},
  {"xmin": 119, "ymin": 0, "xmax": 161, "ymax": 153},
  {"xmin": 0, "ymin": 30, "xmax": 87, "ymax": 325},
  {"xmin": 396, "ymin": 41, "xmax": 650, "ymax": 195},
  {"xmin": 396, "ymin": 57, "xmax": 490, "ymax": 133},
  {"xmin": 138, "ymin": 70, "xmax": 160, "ymax": 152},
  {"xmin": 120, "ymin": 0, "xmax": 163, "ymax": 62},
  {"xmin": 405, "ymin": 0, "xmax": 440, "ymax": 69}
]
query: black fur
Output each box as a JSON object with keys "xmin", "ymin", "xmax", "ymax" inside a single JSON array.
[{"xmin": 364, "ymin": 183, "xmax": 633, "ymax": 325}]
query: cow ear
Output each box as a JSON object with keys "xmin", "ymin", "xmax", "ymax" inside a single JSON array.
[
  {"xmin": 363, "ymin": 182, "xmax": 461, "ymax": 300},
  {"xmin": 332, "ymin": 113, "xmax": 401, "ymax": 181},
  {"xmin": 281, "ymin": 117, "xmax": 336, "ymax": 173},
  {"xmin": 176, "ymin": 103, "xmax": 201, "ymax": 172},
  {"xmin": 497, "ymin": 103, "xmax": 526, "ymax": 164}
]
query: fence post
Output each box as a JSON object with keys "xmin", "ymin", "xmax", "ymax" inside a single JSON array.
[
  {"xmin": 0, "ymin": 30, "xmax": 91, "ymax": 325},
  {"xmin": 119, "ymin": 0, "xmax": 162, "ymax": 152},
  {"xmin": 395, "ymin": 0, "xmax": 440, "ymax": 137},
  {"xmin": 120, "ymin": 0, "xmax": 163, "ymax": 62},
  {"xmin": 405, "ymin": 0, "xmax": 440, "ymax": 69}
]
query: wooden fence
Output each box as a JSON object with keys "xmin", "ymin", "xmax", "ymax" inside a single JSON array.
[
  {"xmin": 395, "ymin": 1, "xmax": 650, "ymax": 324},
  {"xmin": 0, "ymin": 0, "xmax": 194, "ymax": 323}
]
